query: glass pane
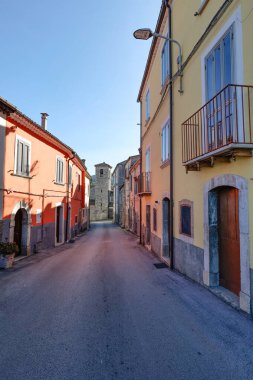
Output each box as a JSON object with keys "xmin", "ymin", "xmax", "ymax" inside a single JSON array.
[
  {"xmin": 181, "ymin": 206, "xmax": 191, "ymax": 236},
  {"xmin": 223, "ymin": 32, "xmax": 232, "ymax": 86},
  {"xmin": 215, "ymin": 46, "xmax": 221, "ymax": 93},
  {"xmin": 206, "ymin": 54, "xmax": 214, "ymax": 101},
  {"xmin": 146, "ymin": 149, "xmax": 150, "ymax": 172},
  {"xmin": 165, "ymin": 125, "xmax": 167, "ymax": 160}
]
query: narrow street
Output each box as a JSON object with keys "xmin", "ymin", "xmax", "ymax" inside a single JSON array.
[{"xmin": 1, "ymin": 222, "xmax": 253, "ymax": 380}]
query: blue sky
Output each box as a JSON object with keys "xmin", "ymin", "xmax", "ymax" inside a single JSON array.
[{"xmin": 0, "ymin": 0, "xmax": 161, "ymax": 174}]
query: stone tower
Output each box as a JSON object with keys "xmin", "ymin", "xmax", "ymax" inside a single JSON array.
[{"xmin": 91, "ymin": 162, "xmax": 113, "ymax": 221}]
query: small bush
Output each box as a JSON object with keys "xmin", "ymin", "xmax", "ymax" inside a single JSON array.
[{"xmin": 0, "ymin": 242, "xmax": 19, "ymax": 256}]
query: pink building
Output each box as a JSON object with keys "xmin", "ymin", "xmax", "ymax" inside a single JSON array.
[{"xmin": 0, "ymin": 97, "xmax": 87, "ymax": 257}]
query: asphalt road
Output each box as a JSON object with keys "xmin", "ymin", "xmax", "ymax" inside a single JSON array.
[{"xmin": 1, "ymin": 221, "xmax": 253, "ymax": 380}]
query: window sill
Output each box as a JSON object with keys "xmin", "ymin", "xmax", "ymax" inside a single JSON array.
[
  {"xmin": 160, "ymin": 159, "xmax": 170, "ymax": 169},
  {"xmin": 54, "ymin": 182, "xmax": 65, "ymax": 186},
  {"xmin": 11, "ymin": 173, "xmax": 32, "ymax": 179}
]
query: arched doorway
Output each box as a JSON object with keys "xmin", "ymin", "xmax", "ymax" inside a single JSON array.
[
  {"xmin": 203, "ymin": 174, "xmax": 250, "ymax": 313},
  {"xmin": 13, "ymin": 208, "xmax": 29, "ymax": 256},
  {"xmin": 210, "ymin": 186, "xmax": 240, "ymax": 295},
  {"xmin": 9, "ymin": 202, "xmax": 31, "ymax": 256},
  {"xmin": 162, "ymin": 198, "xmax": 170, "ymax": 258}
]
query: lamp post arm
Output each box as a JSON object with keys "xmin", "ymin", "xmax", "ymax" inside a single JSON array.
[{"xmin": 153, "ymin": 32, "xmax": 182, "ymax": 67}]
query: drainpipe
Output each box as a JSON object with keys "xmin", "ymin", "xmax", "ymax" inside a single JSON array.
[
  {"xmin": 139, "ymin": 102, "xmax": 143, "ymax": 244},
  {"xmin": 165, "ymin": 0, "xmax": 174, "ymax": 269}
]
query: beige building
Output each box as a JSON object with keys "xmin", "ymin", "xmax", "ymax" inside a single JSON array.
[{"xmin": 136, "ymin": 0, "xmax": 253, "ymax": 315}]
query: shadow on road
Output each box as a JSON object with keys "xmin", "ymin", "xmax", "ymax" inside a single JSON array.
[{"xmin": 90, "ymin": 220, "xmax": 118, "ymax": 229}]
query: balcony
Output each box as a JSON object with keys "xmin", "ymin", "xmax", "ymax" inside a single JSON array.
[
  {"xmin": 138, "ymin": 172, "xmax": 151, "ymax": 195},
  {"xmin": 182, "ymin": 85, "xmax": 253, "ymax": 171}
]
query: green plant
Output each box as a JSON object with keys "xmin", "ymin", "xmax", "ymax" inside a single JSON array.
[{"xmin": 0, "ymin": 242, "xmax": 19, "ymax": 256}]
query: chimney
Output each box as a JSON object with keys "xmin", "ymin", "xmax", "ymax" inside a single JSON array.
[{"xmin": 41, "ymin": 113, "xmax": 49, "ymax": 130}]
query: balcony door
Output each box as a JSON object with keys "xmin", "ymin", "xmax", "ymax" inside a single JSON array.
[
  {"xmin": 205, "ymin": 26, "xmax": 233, "ymax": 150},
  {"xmin": 145, "ymin": 147, "xmax": 151, "ymax": 191}
]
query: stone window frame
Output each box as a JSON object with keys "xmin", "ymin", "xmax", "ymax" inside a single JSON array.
[
  {"xmin": 14, "ymin": 134, "xmax": 32, "ymax": 178},
  {"xmin": 55, "ymin": 156, "xmax": 64, "ymax": 185},
  {"xmin": 179, "ymin": 199, "xmax": 194, "ymax": 243}
]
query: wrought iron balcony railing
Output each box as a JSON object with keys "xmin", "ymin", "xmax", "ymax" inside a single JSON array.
[
  {"xmin": 182, "ymin": 84, "xmax": 253, "ymax": 168},
  {"xmin": 138, "ymin": 172, "xmax": 151, "ymax": 195}
]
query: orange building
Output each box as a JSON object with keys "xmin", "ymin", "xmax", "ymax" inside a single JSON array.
[{"xmin": 0, "ymin": 97, "xmax": 86, "ymax": 256}]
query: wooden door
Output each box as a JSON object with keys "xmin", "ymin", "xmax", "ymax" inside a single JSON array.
[
  {"xmin": 146, "ymin": 205, "xmax": 151, "ymax": 245},
  {"xmin": 14, "ymin": 209, "xmax": 23, "ymax": 256},
  {"xmin": 218, "ymin": 187, "xmax": 240, "ymax": 295}
]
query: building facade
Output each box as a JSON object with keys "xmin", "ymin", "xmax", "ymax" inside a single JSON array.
[
  {"xmin": 0, "ymin": 98, "xmax": 87, "ymax": 256},
  {"xmin": 124, "ymin": 155, "xmax": 140, "ymax": 231},
  {"xmin": 129, "ymin": 158, "xmax": 141, "ymax": 236},
  {"xmin": 84, "ymin": 164, "xmax": 91, "ymax": 230},
  {"xmin": 112, "ymin": 161, "xmax": 126, "ymax": 224},
  {"xmin": 137, "ymin": 0, "xmax": 253, "ymax": 314},
  {"xmin": 90, "ymin": 162, "xmax": 113, "ymax": 221}
]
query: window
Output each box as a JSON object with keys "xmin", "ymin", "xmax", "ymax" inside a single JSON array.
[
  {"xmin": 75, "ymin": 215, "xmax": 78, "ymax": 224},
  {"xmin": 205, "ymin": 26, "xmax": 233, "ymax": 147},
  {"xmin": 68, "ymin": 164, "xmax": 72, "ymax": 185},
  {"xmin": 100, "ymin": 169, "xmax": 103, "ymax": 177},
  {"xmin": 145, "ymin": 89, "xmax": 150, "ymax": 121},
  {"xmin": 77, "ymin": 173, "xmax": 81, "ymax": 191},
  {"xmin": 161, "ymin": 122, "xmax": 170, "ymax": 162},
  {"xmin": 205, "ymin": 26, "xmax": 233, "ymax": 102},
  {"xmin": 145, "ymin": 147, "xmax": 150, "ymax": 173},
  {"xmin": 15, "ymin": 137, "xmax": 31, "ymax": 176},
  {"xmin": 161, "ymin": 38, "xmax": 169, "ymax": 86},
  {"xmin": 56, "ymin": 158, "xmax": 64, "ymax": 184},
  {"xmin": 180, "ymin": 203, "xmax": 192, "ymax": 237},
  {"xmin": 134, "ymin": 179, "xmax": 138, "ymax": 195},
  {"xmin": 153, "ymin": 208, "xmax": 157, "ymax": 231}
]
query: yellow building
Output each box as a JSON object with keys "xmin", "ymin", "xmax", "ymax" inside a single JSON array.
[{"xmin": 136, "ymin": 0, "xmax": 253, "ymax": 314}]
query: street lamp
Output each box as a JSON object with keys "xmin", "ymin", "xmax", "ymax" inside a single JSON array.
[{"xmin": 133, "ymin": 27, "xmax": 183, "ymax": 93}]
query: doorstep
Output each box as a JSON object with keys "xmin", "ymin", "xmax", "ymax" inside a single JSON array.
[
  {"xmin": 209, "ymin": 286, "xmax": 240, "ymax": 310},
  {"xmin": 14, "ymin": 255, "xmax": 28, "ymax": 263}
]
